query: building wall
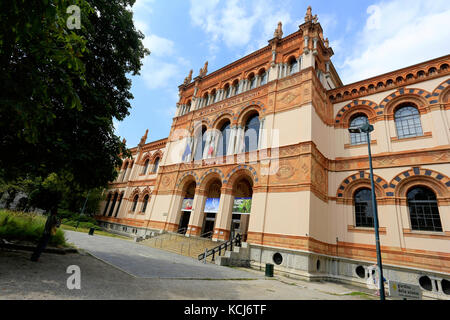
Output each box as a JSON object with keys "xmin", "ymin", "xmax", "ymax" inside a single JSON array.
[{"xmin": 96, "ymin": 12, "xmax": 450, "ymax": 296}]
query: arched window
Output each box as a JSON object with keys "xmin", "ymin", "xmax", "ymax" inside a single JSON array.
[
  {"xmin": 202, "ymin": 92, "xmax": 208, "ymax": 107},
  {"xmin": 141, "ymin": 194, "xmax": 149, "ymax": 213},
  {"xmin": 232, "ymin": 80, "xmax": 239, "ymax": 95},
  {"xmin": 289, "ymin": 58, "xmax": 298, "ymax": 75},
  {"xmin": 194, "ymin": 126, "xmax": 207, "ymax": 160},
  {"xmin": 349, "ymin": 114, "xmax": 369, "ymax": 145},
  {"xmin": 354, "ymin": 188, "xmax": 374, "ymax": 227},
  {"xmin": 248, "ymin": 74, "xmax": 256, "ymax": 89},
  {"xmin": 407, "ymin": 186, "xmax": 442, "ymax": 232},
  {"xmin": 114, "ymin": 193, "xmax": 123, "ymax": 217},
  {"xmin": 108, "ymin": 192, "xmax": 118, "ymax": 217},
  {"xmin": 260, "ymin": 70, "xmax": 267, "ymax": 85},
  {"xmin": 121, "ymin": 163, "xmax": 128, "ymax": 182},
  {"xmin": 142, "ymin": 159, "xmax": 149, "ymax": 175},
  {"xmin": 394, "ymin": 105, "xmax": 423, "ymax": 139},
  {"xmin": 152, "ymin": 157, "xmax": 160, "ymax": 173},
  {"xmin": 186, "ymin": 100, "xmax": 191, "ymax": 113},
  {"xmin": 103, "ymin": 193, "xmax": 112, "ymax": 216},
  {"xmin": 224, "ymin": 84, "xmax": 231, "ymax": 98},
  {"xmin": 210, "ymin": 90, "xmax": 217, "ymax": 104},
  {"xmin": 244, "ymin": 114, "xmax": 260, "ymax": 152},
  {"xmin": 131, "ymin": 195, "xmax": 139, "ymax": 212},
  {"xmin": 219, "ymin": 121, "xmax": 230, "ymax": 156}
]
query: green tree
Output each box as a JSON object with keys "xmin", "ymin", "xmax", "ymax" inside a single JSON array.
[{"xmin": 0, "ymin": 0, "xmax": 148, "ymax": 260}]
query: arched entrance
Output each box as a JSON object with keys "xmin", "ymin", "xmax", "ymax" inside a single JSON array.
[
  {"xmin": 202, "ymin": 178, "xmax": 222, "ymax": 238},
  {"xmin": 231, "ymin": 175, "xmax": 253, "ymax": 241},
  {"xmin": 178, "ymin": 180, "xmax": 196, "ymax": 234}
]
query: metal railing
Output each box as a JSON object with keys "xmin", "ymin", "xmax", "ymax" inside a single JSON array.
[
  {"xmin": 199, "ymin": 230, "xmax": 213, "ymax": 239},
  {"xmin": 198, "ymin": 233, "xmax": 241, "ymax": 262}
]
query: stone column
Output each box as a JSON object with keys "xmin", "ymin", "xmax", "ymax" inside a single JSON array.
[
  {"xmin": 296, "ymin": 56, "xmax": 301, "ymax": 72},
  {"xmin": 304, "ymin": 36, "xmax": 309, "ymax": 54},
  {"xmin": 258, "ymin": 117, "xmax": 265, "ymax": 149},
  {"xmin": 238, "ymin": 79, "xmax": 245, "ymax": 93},
  {"xmin": 187, "ymin": 187, "xmax": 207, "ymax": 237},
  {"xmin": 227, "ymin": 126, "xmax": 237, "ymax": 155},
  {"xmin": 167, "ymin": 193, "xmax": 184, "ymax": 229},
  {"xmin": 254, "ymin": 75, "xmax": 260, "ymax": 88},
  {"xmin": 235, "ymin": 126, "xmax": 245, "ymax": 154},
  {"xmin": 268, "ymin": 64, "xmax": 277, "ymax": 82},
  {"xmin": 212, "ymin": 188, "xmax": 234, "ymax": 241}
]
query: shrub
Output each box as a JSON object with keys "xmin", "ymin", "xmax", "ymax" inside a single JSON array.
[{"xmin": 0, "ymin": 210, "xmax": 67, "ymax": 247}]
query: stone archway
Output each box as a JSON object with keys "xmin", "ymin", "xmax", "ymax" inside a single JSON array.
[
  {"xmin": 230, "ymin": 175, "xmax": 254, "ymax": 241},
  {"xmin": 178, "ymin": 180, "xmax": 196, "ymax": 234},
  {"xmin": 201, "ymin": 177, "xmax": 222, "ymax": 238}
]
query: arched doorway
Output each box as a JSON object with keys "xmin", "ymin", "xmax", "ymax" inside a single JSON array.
[
  {"xmin": 231, "ymin": 175, "xmax": 253, "ymax": 241},
  {"xmin": 178, "ymin": 180, "xmax": 196, "ymax": 234},
  {"xmin": 202, "ymin": 178, "xmax": 222, "ymax": 238}
]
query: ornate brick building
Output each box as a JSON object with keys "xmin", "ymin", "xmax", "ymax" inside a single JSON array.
[{"xmin": 97, "ymin": 7, "xmax": 450, "ymax": 297}]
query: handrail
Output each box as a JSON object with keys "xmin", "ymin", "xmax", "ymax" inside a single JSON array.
[
  {"xmin": 200, "ymin": 230, "xmax": 213, "ymax": 238},
  {"xmin": 176, "ymin": 227, "xmax": 187, "ymax": 234},
  {"xmin": 198, "ymin": 233, "xmax": 241, "ymax": 262},
  {"xmin": 169, "ymin": 227, "xmax": 187, "ymax": 239}
]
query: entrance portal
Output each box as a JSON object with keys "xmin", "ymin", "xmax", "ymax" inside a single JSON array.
[
  {"xmin": 201, "ymin": 178, "xmax": 222, "ymax": 238},
  {"xmin": 178, "ymin": 180, "xmax": 195, "ymax": 234},
  {"xmin": 178, "ymin": 211, "xmax": 190, "ymax": 234},
  {"xmin": 231, "ymin": 176, "xmax": 253, "ymax": 241}
]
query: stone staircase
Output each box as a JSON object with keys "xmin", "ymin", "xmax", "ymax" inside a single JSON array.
[{"xmin": 139, "ymin": 232, "xmax": 222, "ymax": 262}]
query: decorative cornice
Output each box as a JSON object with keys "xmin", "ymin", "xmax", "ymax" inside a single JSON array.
[{"xmin": 328, "ymin": 55, "xmax": 450, "ymax": 103}]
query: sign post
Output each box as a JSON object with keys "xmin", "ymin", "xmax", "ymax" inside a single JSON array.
[{"xmin": 388, "ymin": 280, "xmax": 422, "ymax": 300}]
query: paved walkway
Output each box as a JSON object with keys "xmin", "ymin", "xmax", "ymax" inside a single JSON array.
[
  {"xmin": 64, "ymin": 231, "xmax": 262, "ymax": 279},
  {"xmin": 0, "ymin": 230, "xmax": 378, "ymax": 300}
]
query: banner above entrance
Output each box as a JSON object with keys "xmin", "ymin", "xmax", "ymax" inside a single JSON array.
[
  {"xmin": 204, "ymin": 198, "xmax": 220, "ymax": 213},
  {"xmin": 181, "ymin": 198, "xmax": 193, "ymax": 211},
  {"xmin": 233, "ymin": 197, "xmax": 252, "ymax": 214}
]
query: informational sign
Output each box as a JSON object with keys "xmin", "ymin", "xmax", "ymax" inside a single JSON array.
[
  {"xmin": 181, "ymin": 198, "xmax": 193, "ymax": 211},
  {"xmin": 204, "ymin": 198, "xmax": 220, "ymax": 213},
  {"xmin": 232, "ymin": 197, "xmax": 252, "ymax": 214},
  {"xmin": 388, "ymin": 280, "xmax": 422, "ymax": 300}
]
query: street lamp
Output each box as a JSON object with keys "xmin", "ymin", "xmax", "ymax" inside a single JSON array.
[{"xmin": 348, "ymin": 122, "xmax": 386, "ymax": 300}]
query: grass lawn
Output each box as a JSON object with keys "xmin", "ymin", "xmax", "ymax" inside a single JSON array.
[
  {"xmin": 0, "ymin": 210, "xmax": 67, "ymax": 247},
  {"xmin": 60, "ymin": 224, "xmax": 131, "ymax": 240},
  {"xmin": 0, "ymin": 210, "xmax": 131, "ymax": 249}
]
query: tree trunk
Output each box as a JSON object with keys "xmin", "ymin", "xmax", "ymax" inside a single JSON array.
[{"xmin": 30, "ymin": 207, "xmax": 58, "ymax": 262}]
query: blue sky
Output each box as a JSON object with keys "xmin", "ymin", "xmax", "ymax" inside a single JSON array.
[{"xmin": 115, "ymin": 0, "xmax": 450, "ymax": 147}]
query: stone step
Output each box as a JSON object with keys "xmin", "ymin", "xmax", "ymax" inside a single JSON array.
[{"xmin": 139, "ymin": 232, "xmax": 224, "ymax": 261}]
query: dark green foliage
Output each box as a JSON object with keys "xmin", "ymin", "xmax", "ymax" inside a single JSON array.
[{"xmin": 0, "ymin": 0, "xmax": 146, "ymax": 194}]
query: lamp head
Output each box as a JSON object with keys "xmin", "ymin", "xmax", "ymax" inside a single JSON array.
[{"xmin": 348, "ymin": 123, "xmax": 374, "ymax": 133}]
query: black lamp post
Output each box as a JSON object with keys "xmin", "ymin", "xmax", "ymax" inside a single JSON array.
[{"xmin": 348, "ymin": 122, "xmax": 386, "ymax": 300}]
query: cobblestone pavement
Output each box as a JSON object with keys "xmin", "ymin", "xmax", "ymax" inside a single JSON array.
[{"xmin": 0, "ymin": 230, "xmax": 377, "ymax": 300}]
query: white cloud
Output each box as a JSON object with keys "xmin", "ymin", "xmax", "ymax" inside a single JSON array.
[
  {"xmin": 189, "ymin": 0, "xmax": 293, "ymax": 55},
  {"xmin": 339, "ymin": 0, "xmax": 450, "ymax": 84},
  {"xmin": 133, "ymin": 0, "xmax": 155, "ymax": 13},
  {"xmin": 131, "ymin": 4, "xmax": 191, "ymax": 92},
  {"xmin": 141, "ymin": 57, "xmax": 180, "ymax": 90},
  {"xmin": 142, "ymin": 34, "xmax": 175, "ymax": 57}
]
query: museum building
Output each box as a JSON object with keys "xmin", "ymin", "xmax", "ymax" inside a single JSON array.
[{"xmin": 96, "ymin": 7, "xmax": 450, "ymax": 297}]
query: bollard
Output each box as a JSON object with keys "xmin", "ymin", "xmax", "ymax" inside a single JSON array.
[{"xmin": 265, "ymin": 263, "xmax": 274, "ymax": 277}]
